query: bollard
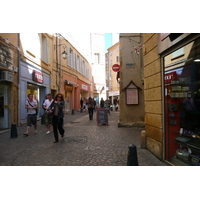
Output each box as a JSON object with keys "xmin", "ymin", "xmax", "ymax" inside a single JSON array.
[
  {"xmin": 10, "ymin": 123, "xmax": 18, "ymax": 138},
  {"xmin": 127, "ymin": 144, "xmax": 139, "ymax": 166},
  {"xmin": 71, "ymin": 109, "xmax": 74, "ymax": 115},
  {"xmin": 140, "ymin": 130, "xmax": 147, "ymax": 149}
]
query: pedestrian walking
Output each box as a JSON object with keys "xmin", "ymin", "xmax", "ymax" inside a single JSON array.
[
  {"xmin": 87, "ymin": 97, "xmax": 94, "ymax": 120},
  {"xmin": 24, "ymin": 94, "xmax": 38, "ymax": 136},
  {"xmin": 113, "ymin": 97, "xmax": 118, "ymax": 111},
  {"xmin": 93, "ymin": 98, "xmax": 96, "ymax": 111},
  {"xmin": 48, "ymin": 93, "xmax": 65, "ymax": 143},
  {"xmin": 42, "ymin": 93, "xmax": 54, "ymax": 134},
  {"xmin": 104, "ymin": 98, "xmax": 111, "ymax": 114},
  {"xmin": 80, "ymin": 98, "xmax": 83, "ymax": 112},
  {"xmin": 100, "ymin": 98, "xmax": 105, "ymax": 108}
]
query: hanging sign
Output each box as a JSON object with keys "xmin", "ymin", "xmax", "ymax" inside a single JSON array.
[
  {"xmin": 32, "ymin": 70, "xmax": 43, "ymax": 83},
  {"xmin": 112, "ymin": 64, "xmax": 120, "ymax": 72}
]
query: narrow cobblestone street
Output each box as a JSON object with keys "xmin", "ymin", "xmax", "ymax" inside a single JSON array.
[{"xmin": 0, "ymin": 110, "xmax": 167, "ymax": 166}]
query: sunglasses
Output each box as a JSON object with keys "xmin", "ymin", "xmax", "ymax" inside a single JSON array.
[{"xmin": 57, "ymin": 96, "xmax": 62, "ymax": 98}]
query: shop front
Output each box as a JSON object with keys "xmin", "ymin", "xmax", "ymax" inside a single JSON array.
[
  {"xmin": 161, "ymin": 34, "xmax": 200, "ymax": 165},
  {"xmin": 0, "ymin": 42, "xmax": 15, "ymax": 129},
  {"xmin": 20, "ymin": 61, "xmax": 51, "ymax": 124}
]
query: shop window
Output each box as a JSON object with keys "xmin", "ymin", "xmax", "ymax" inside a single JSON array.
[
  {"xmin": 164, "ymin": 37, "xmax": 200, "ymax": 165},
  {"xmin": 171, "ymin": 47, "xmax": 184, "ymax": 60}
]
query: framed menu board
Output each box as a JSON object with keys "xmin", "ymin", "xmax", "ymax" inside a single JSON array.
[
  {"xmin": 123, "ymin": 80, "xmax": 141, "ymax": 105},
  {"xmin": 126, "ymin": 88, "xmax": 138, "ymax": 104}
]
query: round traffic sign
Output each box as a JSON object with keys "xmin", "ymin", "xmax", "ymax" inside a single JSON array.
[{"xmin": 112, "ymin": 64, "xmax": 120, "ymax": 72}]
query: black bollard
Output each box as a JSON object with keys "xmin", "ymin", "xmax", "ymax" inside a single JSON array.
[
  {"xmin": 10, "ymin": 123, "xmax": 18, "ymax": 138},
  {"xmin": 71, "ymin": 109, "xmax": 74, "ymax": 115},
  {"xmin": 127, "ymin": 144, "xmax": 139, "ymax": 166}
]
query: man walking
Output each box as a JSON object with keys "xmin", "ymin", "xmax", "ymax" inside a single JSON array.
[
  {"xmin": 24, "ymin": 94, "xmax": 38, "ymax": 136},
  {"xmin": 43, "ymin": 93, "xmax": 54, "ymax": 134}
]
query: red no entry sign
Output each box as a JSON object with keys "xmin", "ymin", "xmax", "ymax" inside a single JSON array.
[{"xmin": 112, "ymin": 64, "xmax": 120, "ymax": 72}]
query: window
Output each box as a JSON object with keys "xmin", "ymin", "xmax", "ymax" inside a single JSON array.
[
  {"xmin": 171, "ymin": 47, "xmax": 184, "ymax": 59},
  {"xmin": 110, "ymin": 60, "xmax": 112, "ymax": 66},
  {"xmin": 69, "ymin": 49, "xmax": 74, "ymax": 69},
  {"xmin": 77, "ymin": 55, "xmax": 80, "ymax": 72},
  {"xmin": 83, "ymin": 60, "xmax": 85, "ymax": 76},
  {"xmin": 94, "ymin": 53, "xmax": 100, "ymax": 64},
  {"xmin": 41, "ymin": 34, "xmax": 49, "ymax": 64},
  {"xmin": 116, "ymin": 56, "xmax": 119, "ymax": 62},
  {"xmin": 164, "ymin": 37, "xmax": 200, "ymax": 165}
]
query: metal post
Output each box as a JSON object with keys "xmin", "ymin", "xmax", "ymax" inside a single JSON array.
[
  {"xmin": 140, "ymin": 130, "xmax": 147, "ymax": 149},
  {"xmin": 10, "ymin": 123, "xmax": 18, "ymax": 138},
  {"xmin": 127, "ymin": 144, "xmax": 139, "ymax": 166}
]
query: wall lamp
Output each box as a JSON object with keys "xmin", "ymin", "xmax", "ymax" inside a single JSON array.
[{"xmin": 54, "ymin": 44, "xmax": 68, "ymax": 59}]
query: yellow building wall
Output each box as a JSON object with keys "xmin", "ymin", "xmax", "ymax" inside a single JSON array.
[
  {"xmin": 143, "ymin": 33, "xmax": 163, "ymax": 159},
  {"xmin": 0, "ymin": 33, "xmax": 19, "ymax": 125},
  {"xmin": 118, "ymin": 33, "xmax": 145, "ymax": 127}
]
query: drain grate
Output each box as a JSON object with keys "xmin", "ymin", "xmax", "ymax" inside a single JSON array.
[{"xmin": 65, "ymin": 136, "xmax": 87, "ymax": 143}]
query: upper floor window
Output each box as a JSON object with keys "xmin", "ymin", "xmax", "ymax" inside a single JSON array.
[
  {"xmin": 77, "ymin": 55, "xmax": 80, "ymax": 72},
  {"xmin": 94, "ymin": 53, "xmax": 100, "ymax": 64},
  {"xmin": 41, "ymin": 34, "xmax": 49, "ymax": 64},
  {"xmin": 69, "ymin": 48, "xmax": 74, "ymax": 69}
]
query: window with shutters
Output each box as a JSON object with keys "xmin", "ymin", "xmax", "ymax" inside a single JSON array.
[
  {"xmin": 41, "ymin": 34, "xmax": 49, "ymax": 64},
  {"xmin": 69, "ymin": 48, "xmax": 74, "ymax": 69}
]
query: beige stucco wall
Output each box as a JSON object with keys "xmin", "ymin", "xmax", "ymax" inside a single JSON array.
[
  {"xmin": 118, "ymin": 33, "xmax": 144, "ymax": 127},
  {"xmin": 143, "ymin": 33, "xmax": 163, "ymax": 159},
  {"xmin": 0, "ymin": 33, "xmax": 19, "ymax": 125}
]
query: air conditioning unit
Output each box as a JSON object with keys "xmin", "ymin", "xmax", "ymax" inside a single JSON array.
[{"xmin": 0, "ymin": 71, "xmax": 14, "ymax": 82}]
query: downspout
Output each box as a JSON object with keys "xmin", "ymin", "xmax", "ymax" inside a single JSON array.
[
  {"xmin": 18, "ymin": 33, "xmax": 21, "ymax": 126},
  {"xmin": 56, "ymin": 34, "xmax": 59, "ymax": 92}
]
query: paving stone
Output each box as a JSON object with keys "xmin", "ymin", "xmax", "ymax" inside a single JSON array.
[{"xmin": 0, "ymin": 110, "xmax": 167, "ymax": 166}]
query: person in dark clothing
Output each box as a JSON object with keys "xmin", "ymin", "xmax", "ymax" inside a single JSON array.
[
  {"xmin": 80, "ymin": 98, "xmax": 83, "ymax": 112},
  {"xmin": 49, "ymin": 93, "xmax": 65, "ymax": 143},
  {"xmin": 93, "ymin": 98, "xmax": 96, "ymax": 111},
  {"xmin": 87, "ymin": 97, "xmax": 94, "ymax": 120},
  {"xmin": 100, "ymin": 98, "xmax": 105, "ymax": 108}
]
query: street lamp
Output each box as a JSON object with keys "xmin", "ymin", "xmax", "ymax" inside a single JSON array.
[
  {"xmin": 54, "ymin": 44, "xmax": 68, "ymax": 59},
  {"xmin": 62, "ymin": 50, "xmax": 68, "ymax": 59},
  {"xmin": 54, "ymin": 43, "xmax": 68, "ymax": 92}
]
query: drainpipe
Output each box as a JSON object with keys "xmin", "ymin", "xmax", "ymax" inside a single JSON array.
[
  {"xmin": 56, "ymin": 34, "xmax": 59, "ymax": 92},
  {"xmin": 18, "ymin": 33, "xmax": 21, "ymax": 126}
]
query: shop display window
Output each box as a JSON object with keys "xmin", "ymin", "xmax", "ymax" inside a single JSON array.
[
  {"xmin": 27, "ymin": 83, "xmax": 39, "ymax": 100},
  {"xmin": 164, "ymin": 37, "xmax": 200, "ymax": 165}
]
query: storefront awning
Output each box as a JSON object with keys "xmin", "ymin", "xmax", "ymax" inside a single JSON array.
[{"xmin": 64, "ymin": 80, "xmax": 78, "ymax": 86}]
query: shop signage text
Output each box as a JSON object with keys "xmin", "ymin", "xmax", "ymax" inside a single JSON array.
[
  {"xmin": 32, "ymin": 70, "xmax": 43, "ymax": 83},
  {"xmin": 64, "ymin": 85, "xmax": 73, "ymax": 91},
  {"xmin": 82, "ymin": 84, "xmax": 88, "ymax": 90}
]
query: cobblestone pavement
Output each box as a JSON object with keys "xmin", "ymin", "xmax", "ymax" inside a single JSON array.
[{"xmin": 0, "ymin": 110, "xmax": 167, "ymax": 166}]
